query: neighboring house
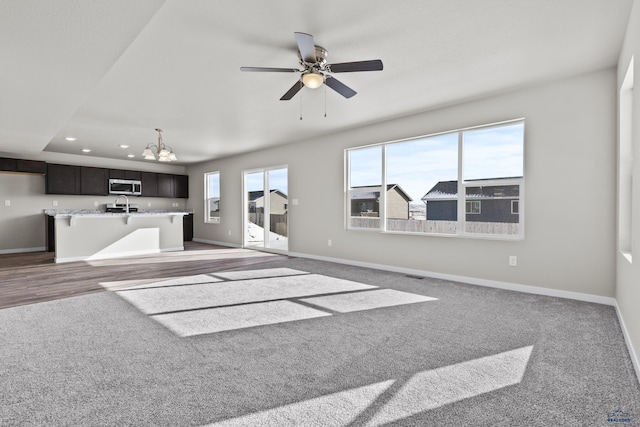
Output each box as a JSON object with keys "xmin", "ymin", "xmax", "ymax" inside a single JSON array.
[
  {"xmin": 250, "ymin": 190, "xmax": 288, "ymax": 214},
  {"xmin": 421, "ymin": 178, "xmax": 521, "ymax": 223},
  {"xmin": 208, "ymin": 198, "xmax": 220, "ymax": 221},
  {"xmin": 350, "ymin": 184, "xmax": 413, "ymax": 219}
]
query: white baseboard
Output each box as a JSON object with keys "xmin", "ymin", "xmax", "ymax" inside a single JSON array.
[
  {"xmin": 192, "ymin": 238, "xmax": 242, "ymax": 248},
  {"xmin": 614, "ymin": 300, "xmax": 640, "ymax": 383},
  {"xmin": 0, "ymin": 247, "xmax": 46, "ymax": 255},
  {"xmin": 287, "ymin": 250, "xmax": 617, "ymax": 306}
]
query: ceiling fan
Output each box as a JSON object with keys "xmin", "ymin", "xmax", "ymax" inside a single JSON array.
[{"xmin": 240, "ymin": 32, "xmax": 383, "ymax": 101}]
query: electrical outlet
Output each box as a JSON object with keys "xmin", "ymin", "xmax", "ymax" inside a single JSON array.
[
  {"xmin": 94, "ymin": 201, "xmax": 99, "ymax": 207},
  {"xmin": 228, "ymin": 230, "xmax": 232, "ymax": 236},
  {"xmin": 4, "ymin": 200, "xmax": 10, "ymax": 207},
  {"xmin": 52, "ymin": 200, "xmax": 58, "ymax": 207},
  {"xmin": 509, "ymin": 256, "xmax": 517, "ymax": 267},
  {"xmin": 292, "ymin": 198, "xmax": 299, "ymax": 206},
  {"xmin": 328, "ymin": 239, "xmax": 332, "ymax": 247},
  {"xmin": 148, "ymin": 202, "xmax": 151, "ymax": 207}
]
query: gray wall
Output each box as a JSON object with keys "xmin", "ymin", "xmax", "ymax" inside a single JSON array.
[
  {"xmin": 188, "ymin": 68, "xmax": 616, "ymax": 299},
  {"xmin": 617, "ymin": 0, "xmax": 640, "ymax": 378},
  {"xmin": 0, "ymin": 152, "xmax": 186, "ymax": 253}
]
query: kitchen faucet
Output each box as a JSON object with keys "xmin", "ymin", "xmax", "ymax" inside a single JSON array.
[{"xmin": 114, "ymin": 195, "xmax": 130, "ymax": 213}]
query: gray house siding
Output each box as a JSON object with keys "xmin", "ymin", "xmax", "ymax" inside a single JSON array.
[{"xmin": 426, "ymin": 200, "xmax": 457, "ymax": 221}]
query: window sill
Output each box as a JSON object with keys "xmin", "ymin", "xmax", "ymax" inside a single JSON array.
[{"xmin": 346, "ymin": 227, "xmax": 524, "ymax": 241}]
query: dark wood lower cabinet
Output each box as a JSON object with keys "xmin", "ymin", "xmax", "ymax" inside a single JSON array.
[
  {"xmin": 183, "ymin": 214, "xmax": 194, "ymax": 241},
  {"xmin": 46, "ymin": 215, "xmax": 55, "ymax": 252}
]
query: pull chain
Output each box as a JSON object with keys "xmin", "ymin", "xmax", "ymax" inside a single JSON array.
[
  {"xmin": 299, "ymin": 81, "xmax": 303, "ymax": 120},
  {"xmin": 324, "ymin": 83, "xmax": 327, "ymax": 118}
]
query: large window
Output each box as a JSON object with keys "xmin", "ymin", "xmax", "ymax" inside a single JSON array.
[
  {"xmin": 205, "ymin": 171, "xmax": 220, "ymax": 223},
  {"xmin": 346, "ymin": 120, "xmax": 524, "ymax": 239},
  {"xmin": 619, "ymin": 57, "xmax": 633, "ymax": 262}
]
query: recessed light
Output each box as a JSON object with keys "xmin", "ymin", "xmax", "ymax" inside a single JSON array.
[
  {"xmin": 81, "ymin": 148, "xmax": 91, "ymax": 153},
  {"xmin": 65, "ymin": 137, "xmax": 77, "ymax": 141},
  {"xmin": 127, "ymin": 154, "xmax": 135, "ymax": 158},
  {"xmin": 120, "ymin": 144, "xmax": 130, "ymax": 149}
]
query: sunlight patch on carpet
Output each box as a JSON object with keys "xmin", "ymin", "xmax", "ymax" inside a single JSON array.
[
  {"xmin": 203, "ymin": 346, "xmax": 533, "ymax": 426},
  {"xmin": 153, "ymin": 300, "xmax": 332, "ymax": 336},
  {"xmin": 367, "ymin": 345, "xmax": 533, "ymax": 425},
  {"xmin": 301, "ymin": 289, "xmax": 438, "ymax": 313},
  {"xmin": 114, "ymin": 268, "xmax": 437, "ymax": 337},
  {"xmin": 204, "ymin": 381, "xmax": 395, "ymax": 427},
  {"xmin": 212, "ymin": 267, "xmax": 309, "ymax": 281},
  {"xmin": 116, "ymin": 274, "xmax": 375, "ymax": 315}
]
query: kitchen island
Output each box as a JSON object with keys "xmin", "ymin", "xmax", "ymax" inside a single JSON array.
[{"xmin": 44, "ymin": 209, "xmax": 192, "ymax": 263}]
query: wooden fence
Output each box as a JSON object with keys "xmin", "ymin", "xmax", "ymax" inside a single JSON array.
[
  {"xmin": 249, "ymin": 213, "xmax": 288, "ymax": 237},
  {"xmin": 350, "ymin": 217, "xmax": 519, "ymax": 235}
]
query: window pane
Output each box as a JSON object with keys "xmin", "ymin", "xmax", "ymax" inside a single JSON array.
[
  {"xmin": 387, "ymin": 133, "xmax": 458, "ymax": 234},
  {"xmin": 349, "ymin": 146, "xmax": 382, "ymax": 229},
  {"xmin": 463, "ymin": 122, "xmax": 524, "ymax": 181},
  {"xmin": 246, "ymin": 172, "xmax": 264, "ymax": 246},
  {"xmin": 268, "ymin": 168, "xmax": 288, "ymax": 250},
  {"xmin": 205, "ymin": 172, "xmax": 220, "ymax": 223},
  {"xmin": 207, "ymin": 173, "xmax": 220, "ymax": 198},
  {"xmin": 349, "ymin": 146, "xmax": 382, "ymax": 187},
  {"xmin": 464, "ymin": 183, "xmax": 520, "ymax": 235}
]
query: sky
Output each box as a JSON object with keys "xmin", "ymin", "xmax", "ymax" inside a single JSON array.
[
  {"xmin": 349, "ymin": 122, "xmax": 524, "ymax": 202},
  {"xmin": 246, "ymin": 168, "xmax": 288, "ymax": 195}
]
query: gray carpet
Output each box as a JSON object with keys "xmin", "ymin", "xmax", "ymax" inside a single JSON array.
[{"xmin": 1, "ymin": 257, "xmax": 639, "ymax": 426}]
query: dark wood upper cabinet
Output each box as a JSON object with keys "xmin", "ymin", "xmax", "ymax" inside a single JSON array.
[
  {"xmin": 44, "ymin": 162, "xmax": 187, "ymax": 198},
  {"xmin": 157, "ymin": 173, "xmax": 174, "ymax": 198},
  {"xmin": 109, "ymin": 169, "xmax": 142, "ymax": 180},
  {"xmin": 141, "ymin": 172, "xmax": 158, "ymax": 197},
  {"xmin": 174, "ymin": 175, "xmax": 189, "ymax": 198},
  {"xmin": 46, "ymin": 164, "xmax": 80, "ymax": 194},
  {"xmin": 0, "ymin": 157, "xmax": 17, "ymax": 171},
  {"xmin": 80, "ymin": 167, "xmax": 108, "ymax": 195},
  {"xmin": 17, "ymin": 159, "xmax": 46, "ymax": 174},
  {"xmin": 109, "ymin": 169, "xmax": 126, "ymax": 179},
  {"xmin": 0, "ymin": 157, "xmax": 46, "ymax": 174}
]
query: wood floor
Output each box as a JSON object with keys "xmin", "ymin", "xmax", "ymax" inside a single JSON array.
[{"xmin": 0, "ymin": 242, "xmax": 288, "ymax": 310}]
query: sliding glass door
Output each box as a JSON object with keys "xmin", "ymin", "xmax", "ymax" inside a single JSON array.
[{"xmin": 244, "ymin": 167, "xmax": 288, "ymax": 251}]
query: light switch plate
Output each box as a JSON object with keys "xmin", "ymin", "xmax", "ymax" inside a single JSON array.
[{"xmin": 4, "ymin": 200, "xmax": 10, "ymax": 207}]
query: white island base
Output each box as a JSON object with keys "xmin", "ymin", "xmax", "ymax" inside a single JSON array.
[{"xmin": 47, "ymin": 211, "xmax": 187, "ymax": 263}]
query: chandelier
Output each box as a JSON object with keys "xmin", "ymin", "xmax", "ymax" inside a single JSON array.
[{"xmin": 142, "ymin": 128, "xmax": 177, "ymax": 162}]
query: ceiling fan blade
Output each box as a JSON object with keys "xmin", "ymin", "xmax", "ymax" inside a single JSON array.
[
  {"xmin": 325, "ymin": 76, "xmax": 357, "ymax": 99},
  {"xmin": 294, "ymin": 32, "xmax": 316, "ymax": 63},
  {"xmin": 280, "ymin": 80, "xmax": 303, "ymax": 101},
  {"xmin": 240, "ymin": 66, "xmax": 299, "ymax": 73},
  {"xmin": 328, "ymin": 59, "xmax": 384, "ymax": 73}
]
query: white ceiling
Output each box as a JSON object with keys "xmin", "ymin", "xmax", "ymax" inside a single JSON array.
[{"xmin": 0, "ymin": 0, "xmax": 633, "ymax": 165}]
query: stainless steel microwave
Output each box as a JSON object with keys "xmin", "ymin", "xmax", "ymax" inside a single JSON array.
[{"xmin": 109, "ymin": 179, "xmax": 142, "ymax": 196}]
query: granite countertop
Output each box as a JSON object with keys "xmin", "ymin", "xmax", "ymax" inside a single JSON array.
[{"xmin": 44, "ymin": 209, "xmax": 193, "ymax": 217}]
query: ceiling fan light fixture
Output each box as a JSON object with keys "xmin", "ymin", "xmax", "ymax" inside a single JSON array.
[{"xmin": 302, "ymin": 72, "xmax": 323, "ymax": 89}]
